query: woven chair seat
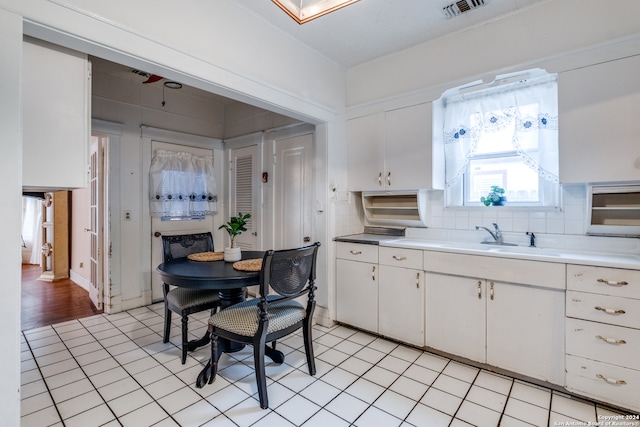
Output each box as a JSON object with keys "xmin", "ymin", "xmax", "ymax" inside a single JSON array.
[
  {"xmin": 167, "ymin": 288, "xmax": 219, "ymax": 310},
  {"xmin": 209, "ymin": 297, "xmax": 305, "ymax": 337}
]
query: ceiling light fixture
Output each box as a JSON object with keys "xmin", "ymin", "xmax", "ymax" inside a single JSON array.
[
  {"xmin": 163, "ymin": 81, "xmax": 183, "ymax": 89},
  {"xmin": 272, "ymin": 0, "xmax": 360, "ymax": 24}
]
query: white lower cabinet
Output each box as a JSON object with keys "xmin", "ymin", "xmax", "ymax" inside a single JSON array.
[
  {"xmin": 336, "ymin": 243, "xmax": 378, "ymax": 333},
  {"xmin": 336, "ymin": 243, "xmax": 425, "ymax": 344},
  {"xmin": 379, "ymin": 264, "xmax": 424, "ymax": 347},
  {"xmin": 487, "ymin": 281, "xmax": 565, "ymax": 385},
  {"xmin": 426, "ymin": 273, "xmax": 486, "ymax": 362},
  {"xmin": 565, "ymin": 264, "xmax": 640, "ymax": 412},
  {"xmin": 425, "ymin": 251, "xmax": 565, "ymax": 386}
]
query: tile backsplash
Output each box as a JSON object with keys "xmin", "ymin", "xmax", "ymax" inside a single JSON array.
[{"xmin": 334, "ymin": 184, "xmax": 588, "ymax": 237}]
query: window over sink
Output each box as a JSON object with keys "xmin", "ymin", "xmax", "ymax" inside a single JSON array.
[{"xmin": 436, "ymin": 69, "xmax": 560, "ymax": 209}]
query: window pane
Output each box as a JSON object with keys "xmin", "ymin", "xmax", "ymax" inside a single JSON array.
[{"xmin": 467, "ymin": 156, "xmax": 539, "ymax": 204}]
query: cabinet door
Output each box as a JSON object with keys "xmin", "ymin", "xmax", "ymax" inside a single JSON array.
[
  {"xmin": 486, "ymin": 282, "xmax": 565, "ymax": 385},
  {"xmin": 559, "ymin": 55, "xmax": 640, "ymax": 183},
  {"xmin": 23, "ymin": 38, "xmax": 90, "ymax": 190},
  {"xmin": 336, "ymin": 259, "xmax": 378, "ymax": 333},
  {"xmin": 384, "ymin": 103, "xmax": 433, "ymax": 190},
  {"xmin": 347, "ymin": 113, "xmax": 385, "ymax": 191},
  {"xmin": 426, "ymin": 273, "xmax": 485, "ymax": 362},
  {"xmin": 379, "ymin": 265, "xmax": 424, "ymax": 346}
]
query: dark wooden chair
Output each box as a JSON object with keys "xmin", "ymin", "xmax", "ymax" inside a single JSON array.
[
  {"xmin": 201, "ymin": 242, "xmax": 320, "ymax": 409},
  {"xmin": 161, "ymin": 232, "xmax": 221, "ymax": 364}
]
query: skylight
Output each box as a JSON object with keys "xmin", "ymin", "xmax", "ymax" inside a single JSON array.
[{"xmin": 272, "ymin": 0, "xmax": 360, "ymax": 24}]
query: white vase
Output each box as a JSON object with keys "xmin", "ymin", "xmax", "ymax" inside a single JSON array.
[{"xmin": 224, "ymin": 247, "xmax": 241, "ymax": 262}]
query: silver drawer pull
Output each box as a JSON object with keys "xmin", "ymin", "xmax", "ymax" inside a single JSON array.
[
  {"xmin": 371, "ymin": 266, "xmax": 376, "ymax": 281},
  {"xmin": 350, "ymin": 250, "xmax": 362, "ymax": 255},
  {"xmin": 597, "ymin": 278, "xmax": 629, "ymax": 286},
  {"xmin": 596, "ymin": 374, "xmax": 627, "ymax": 385},
  {"xmin": 392, "ymin": 255, "xmax": 407, "ymax": 261},
  {"xmin": 595, "ymin": 306, "xmax": 626, "ymax": 315},
  {"xmin": 596, "ymin": 335, "xmax": 627, "ymax": 345}
]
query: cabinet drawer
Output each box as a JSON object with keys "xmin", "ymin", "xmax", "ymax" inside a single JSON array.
[
  {"xmin": 379, "ymin": 247, "xmax": 422, "ymax": 269},
  {"xmin": 336, "ymin": 243, "xmax": 378, "ymax": 263},
  {"xmin": 567, "ymin": 264, "xmax": 640, "ymax": 298},
  {"xmin": 567, "ymin": 290, "xmax": 640, "ymax": 329},
  {"xmin": 566, "ymin": 354, "xmax": 640, "ymax": 412},
  {"xmin": 566, "ymin": 318, "xmax": 640, "ymax": 371}
]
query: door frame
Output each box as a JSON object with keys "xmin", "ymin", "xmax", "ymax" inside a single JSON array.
[
  {"xmin": 91, "ymin": 119, "xmax": 120, "ymax": 313},
  {"xmin": 141, "ymin": 126, "xmax": 224, "ymax": 305}
]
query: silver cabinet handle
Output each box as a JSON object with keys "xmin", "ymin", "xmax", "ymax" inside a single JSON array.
[
  {"xmin": 372, "ymin": 266, "xmax": 376, "ymax": 281},
  {"xmin": 392, "ymin": 255, "xmax": 407, "ymax": 261},
  {"xmin": 595, "ymin": 306, "xmax": 626, "ymax": 315},
  {"xmin": 387, "ymin": 172, "xmax": 391, "ymax": 186},
  {"xmin": 597, "ymin": 278, "xmax": 628, "ymax": 286},
  {"xmin": 416, "ymin": 272, "xmax": 420, "ymax": 289},
  {"xmin": 596, "ymin": 374, "xmax": 627, "ymax": 385},
  {"xmin": 596, "ymin": 335, "xmax": 627, "ymax": 345},
  {"xmin": 377, "ymin": 172, "xmax": 383, "ymax": 185},
  {"xmin": 477, "ymin": 281, "xmax": 482, "ymax": 299},
  {"xmin": 490, "ymin": 282, "xmax": 494, "ymax": 300},
  {"xmin": 350, "ymin": 250, "xmax": 362, "ymax": 255}
]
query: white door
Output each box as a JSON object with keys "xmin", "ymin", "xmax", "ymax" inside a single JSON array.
[
  {"xmin": 228, "ymin": 145, "xmax": 259, "ymax": 250},
  {"xmin": 150, "ymin": 141, "xmax": 215, "ymax": 301},
  {"xmin": 273, "ymin": 133, "xmax": 314, "ymax": 249},
  {"xmin": 89, "ymin": 136, "xmax": 103, "ymax": 310}
]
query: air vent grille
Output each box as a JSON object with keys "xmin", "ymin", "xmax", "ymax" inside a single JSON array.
[
  {"xmin": 443, "ymin": 0, "xmax": 486, "ymax": 18},
  {"xmin": 131, "ymin": 69, "xmax": 151, "ymax": 78}
]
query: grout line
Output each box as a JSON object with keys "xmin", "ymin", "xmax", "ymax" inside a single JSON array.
[{"xmin": 21, "ymin": 329, "xmax": 66, "ymax": 427}]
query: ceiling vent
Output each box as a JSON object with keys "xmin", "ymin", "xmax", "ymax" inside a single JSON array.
[{"xmin": 442, "ymin": 0, "xmax": 486, "ymax": 18}]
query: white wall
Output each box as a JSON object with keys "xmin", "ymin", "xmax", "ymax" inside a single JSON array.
[
  {"xmin": 341, "ymin": 0, "xmax": 640, "ymax": 238},
  {"xmin": 0, "ymin": 8, "xmax": 26, "ymax": 426},
  {"xmin": 347, "ymin": 0, "xmax": 640, "ymax": 109},
  {"xmin": 1, "ymin": 0, "xmax": 343, "ymax": 421}
]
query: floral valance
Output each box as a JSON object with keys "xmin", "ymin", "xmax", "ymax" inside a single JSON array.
[
  {"xmin": 443, "ymin": 73, "xmax": 559, "ymax": 187},
  {"xmin": 149, "ymin": 150, "xmax": 217, "ymax": 220}
]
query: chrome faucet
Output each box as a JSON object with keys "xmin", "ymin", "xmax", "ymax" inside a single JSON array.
[{"xmin": 476, "ymin": 223, "xmax": 503, "ymax": 244}]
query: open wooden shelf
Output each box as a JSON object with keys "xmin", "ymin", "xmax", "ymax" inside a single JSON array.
[{"xmin": 587, "ymin": 184, "xmax": 640, "ymax": 235}]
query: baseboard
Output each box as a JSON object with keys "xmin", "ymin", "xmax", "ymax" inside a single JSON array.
[{"xmin": 70, "ymin": 270, "xmax": 90, "ymax": 292}]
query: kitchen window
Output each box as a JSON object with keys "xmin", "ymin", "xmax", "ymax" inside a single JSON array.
[{"xmin": 439, "ymin": 69, "xmax": 560, "ymax": 208}]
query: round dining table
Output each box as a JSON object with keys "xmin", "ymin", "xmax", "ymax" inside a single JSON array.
[
  {"xmin": 156, "ymin": 250, "xmax": 265, "ymax": 310},
  {"xmin": 156, "ymin": 250, "xmax": 285, "ymax": 387}
]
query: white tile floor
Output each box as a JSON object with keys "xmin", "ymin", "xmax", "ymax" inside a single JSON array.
[{"xmin": 21, "ymin": 303, "xmax": 634, "ymax": 427}]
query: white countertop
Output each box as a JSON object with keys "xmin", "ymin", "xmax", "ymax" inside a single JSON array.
[{"xmin": 378, "ymin": 237, "xmax": 640, "ymax": 270}]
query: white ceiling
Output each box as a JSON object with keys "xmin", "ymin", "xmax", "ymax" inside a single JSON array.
[{"xmin": 236, "ymin": 0, "xmax": 547, "ymax": 68}]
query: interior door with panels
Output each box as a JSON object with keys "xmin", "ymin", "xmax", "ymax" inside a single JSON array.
[{"xmin": 150, "ymin": 141, "xmax": 215, "ymax": 302}]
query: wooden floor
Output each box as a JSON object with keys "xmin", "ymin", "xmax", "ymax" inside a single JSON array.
[{"xmin": 21, "ymin": 264, "xmax": 102, "ymax": 331}]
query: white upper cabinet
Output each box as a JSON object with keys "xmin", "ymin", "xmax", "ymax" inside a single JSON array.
[
  {"xmin": 22, "ymin": 38, "xmax": 91, "ymax": 190},
  {"xmin": 347, "ymin": 103, "xmax": 435, "ymax": 191},
  {"xmin": 347, "ymin": 112, "xmax": 385, "ymax": 191},
  {"xmin": 558, "ymin": 55, "xmax": 640, "ymax": 183}
]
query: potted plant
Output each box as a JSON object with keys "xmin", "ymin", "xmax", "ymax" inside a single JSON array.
[
  {"xmin": 481, "ymin": 185, "xmax": 507, "ymax": 206},
  {"xmin": 218, "ymin": 212, "xmax": 251, "ymax": 261}
]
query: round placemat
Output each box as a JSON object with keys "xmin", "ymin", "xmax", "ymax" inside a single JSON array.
[
  {"xmin": 187, "ymin": 251, "xmax": 224, "ymax": 262},
  {"xmin": 233, "ymin": 258, "xmax": 263, "ymax": 272}
]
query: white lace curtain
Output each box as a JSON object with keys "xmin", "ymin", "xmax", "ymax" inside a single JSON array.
[
  {"xmin": 443, "ymin": 74, "xmax": 559, "ymax": 187},
  {"xmin": 149, "ymin": 150, "xmax": 217, "ymax": 219}
]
